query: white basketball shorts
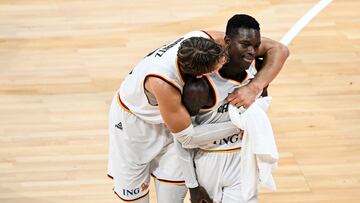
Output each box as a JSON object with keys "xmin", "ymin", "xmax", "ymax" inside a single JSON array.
[
  {"xmin": 194, "ymin": 149, "xmax": 258, "ymax": 203},
  {"xmin": 107, "ymin": 95, "xmax": 184, "ymax": 201}
]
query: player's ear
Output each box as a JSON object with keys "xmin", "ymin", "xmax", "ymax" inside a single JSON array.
[
  {"xmin": 196, "ymin": 75, "xmax": 204, "ymax": 78},
  {"xmin": 224, "ymin": 35, "xmax": 231, "ymax": 46}
]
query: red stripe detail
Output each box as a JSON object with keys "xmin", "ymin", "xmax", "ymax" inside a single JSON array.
[
  {"xmin": 117, "ymin": 92, "xmax": 130, "ymax": 111},
  {"xmin": 201, "ymin": 30, "xmax": 214, "ymax": 40}
]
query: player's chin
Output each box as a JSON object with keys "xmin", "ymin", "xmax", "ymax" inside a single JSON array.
[{"xmin": 235, "ymin": 59, "xmax": 251, "ymax": 71}]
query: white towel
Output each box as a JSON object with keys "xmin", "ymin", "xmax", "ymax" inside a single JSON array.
[{"xmin": 228, "ymin": 96, "xmax": 279, "ymax": 201}]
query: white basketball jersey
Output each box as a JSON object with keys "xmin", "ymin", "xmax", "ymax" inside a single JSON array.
[
  {"xmin": 194, "ymin": 65, "xmax": 257, "ymax": 151},
  {"xmin": 119, "ymin": 31, "xmax": 211, "ymax": 124}
]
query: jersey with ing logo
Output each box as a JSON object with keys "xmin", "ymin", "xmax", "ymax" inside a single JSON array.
[
  {"xmin": 194, "ymin": 65, "xmax": 256, "ymax": 151},
  {"xmin": 118, "ymin": 31, "xmax": 211, "ymax": 124}
]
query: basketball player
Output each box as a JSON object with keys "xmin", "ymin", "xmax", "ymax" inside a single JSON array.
[
  {"xmin": 108, "ymin": 34, "xmax": 241, "ymax": 203},
  {"xmin": 181, "ymin": 71, "xmax": 257, "ymax": 203},
  {"xmin": 179, "ymin": 15, "xmax": 283, "ymax": 203},
  {"xmin": 108, "ymin": 16, "xmax": 289, "ymax": 203}
]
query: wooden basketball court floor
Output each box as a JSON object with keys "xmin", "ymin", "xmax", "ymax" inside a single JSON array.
[{"xmin": 0, "ymin": 0, "xmax": 359, "ymax": 202}]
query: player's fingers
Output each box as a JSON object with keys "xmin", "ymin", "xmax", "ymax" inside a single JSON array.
[
  {"xmin": 236, "ymin": 103, "xmax": 244, "ymax": 108},
  {"xmin": 226, "ymin": 93, "xmax": 235, "ymax": 102},
  {"xmin": 238, "ymin": 106, "xmax": 247, "ymax": 113},
  {"xmin": 229, "ymin": 98, "xmax": 243, "ymax": 107},
  {"xmin": 242, "ymin": 99, "xmax": 255, "ymax": 108},
  {"xmin": 228, "ymin": 99, "xmax": 237, "ymax": 106}
]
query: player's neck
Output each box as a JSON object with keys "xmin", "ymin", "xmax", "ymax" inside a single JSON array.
[{"xmin": 219, "ymin": 62, "xmax": 247, "ymax": 80}]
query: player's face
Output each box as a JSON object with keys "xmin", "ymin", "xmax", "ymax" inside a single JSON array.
[{"xmin": 226, "ymin": 28, "xmax": 261, "ymax": 70}]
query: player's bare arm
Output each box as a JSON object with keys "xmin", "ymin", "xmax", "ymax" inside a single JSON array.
[
  {"xmin": 146, "ymin": 76, "xmax": 239, "ymax": 148},
  {"xmin": 252, "ymin": 37, "xmax": 289, "ymax": 92},
  {"xmin": 145, "ymin": 76, "xmax": 214, "ymax": 203},
  {"xmin": 145, "ymin": 76, "xmax": 191, "ymax": 133},
  {"xmin": 227, "ymin": 37, "xmax": 289, "ymax": 108},
  {"xmin": 205, "ymin": 30, "xmax": 226, "ymax": 45},
  {"xmin": 205, "ymin": 30, "xmax": 289, "ymax": 107}
]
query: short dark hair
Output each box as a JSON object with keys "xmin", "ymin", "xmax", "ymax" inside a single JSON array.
[
  {"xmin": 182, "ymin": 77, "xmax": 212, "ymax": 116},
  {"xmin": 177, "ymin": 37, "xmax": 224, "ymax": 75},
  {"xmin": 225, "ymin": 14, "xmax": 260, "ymax": 38}
]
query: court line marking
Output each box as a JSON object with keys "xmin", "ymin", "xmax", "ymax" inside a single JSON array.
[{"xmin": 280, "ymin": 0, "xmax": 333, "ymax": 45}]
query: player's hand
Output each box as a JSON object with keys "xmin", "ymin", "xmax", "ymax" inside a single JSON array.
[
  {"xmin": 226, "ymin": 83, "xmax": 260, "ymax": 108},
  {"xmin": 189, "ymin": 186, "xmax": 213, "ymax": 203}
]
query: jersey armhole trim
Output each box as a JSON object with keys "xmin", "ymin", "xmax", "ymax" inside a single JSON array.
[
  {"xmin": 144, "ymin": 74, "xmax": 182, "ymax": 93},
  {"xmin": 200, "ymin": 30, "xmax": 214, "ymax": 40},
  {"xmin": 143, "ymin": 74, "xmax": 182, "ymax": 106},
  {"xmin": 117, "ymin": 91, "xmax": 132, "ymax": 113},
  {"xmin": 201, "ymin": 76, "xmax": 217, "ymax": 110}
]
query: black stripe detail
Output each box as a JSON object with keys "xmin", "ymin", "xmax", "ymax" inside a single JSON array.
[{"xmin": 151, "ymin": 174, "xmax": 185, "ymax": 184}]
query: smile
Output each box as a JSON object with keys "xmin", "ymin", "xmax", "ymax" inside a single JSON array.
[{"xmin": 242, "ymin": 56, "xmax": 254, "ymax": 63}]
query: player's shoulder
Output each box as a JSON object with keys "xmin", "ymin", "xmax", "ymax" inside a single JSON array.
[
  {"xmin": 183, "ymin": 30, "xmax": 225, "ymax": 46},
  {"xmin": 145, "ymin": 76, "xmax": 181, "ymax": 97},
  {"xmin": 183, "ymin": 31, "xmax": 214, "ymax": 40}
]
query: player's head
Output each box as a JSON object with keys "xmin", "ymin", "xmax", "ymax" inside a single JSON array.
[
  {"xmin": 225, "ymin": 14, "xmax": 261, "ymax": 70},
  {"xmin": 182, "ymin": 77, "xmax": 213, "ymax": 116},
  {"xmin": 177, "ymin": 37, "xmax": 227, "ymax": 76}
]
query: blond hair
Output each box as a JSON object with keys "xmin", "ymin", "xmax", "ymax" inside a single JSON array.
[{"xmin": 177, "ymin": 37, "xmax": 225, "ymax": 75}]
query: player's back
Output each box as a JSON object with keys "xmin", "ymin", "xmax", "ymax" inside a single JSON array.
[{"xmin": 119, "ymin": 31, "xmax": 211, "ymax": 124}]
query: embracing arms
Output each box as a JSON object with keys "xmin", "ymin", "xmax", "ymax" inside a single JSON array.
[{"xmin": 207, "ymin": 31, "xmax": 289, "ymax": 107}]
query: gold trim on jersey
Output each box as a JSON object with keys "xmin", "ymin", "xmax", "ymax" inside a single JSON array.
[
  {"xmin": 199, "ymin": 147, "xmax": 241, "ymax": 153},
  {"xmin": 217, "ymin": 70, "xmax": 250, "ymax": 85},
  {"xmin": 144, "ymin": 74, "xmax": 182, "ymax": 94},
  {"xmin": 117, "ymin": 91, "xmax": 132, "ymax": 113},
  {"xmin": 199, "ymin": 75, "xmax": 218, "ymax": 111}
]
